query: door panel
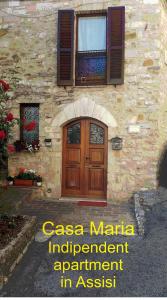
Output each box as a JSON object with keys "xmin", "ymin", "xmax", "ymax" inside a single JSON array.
[
  {"xmin": 67, "ymin": 149, "xmax": 81, "ymax": 164},
  {"xmin": 89, "ymin": 148, "xmax": 104, "ymax": 164},
  {"xmin": 84, "ymin": 119, "xmax": 107, "ymax": 198},
  {"xmin": 62, "ymin": 118, "xmax": 107, "ymax": 198},
  {"xmin": 62, "ymin": 120, "xmax": 83, "ymax": 196},
  {"xmin": 66, "ymin": 167, "xmax": 80, "ymax": 189},
  {"xmin": 88, "ymin": 168, "xmax": 104, "ymax": 191}
]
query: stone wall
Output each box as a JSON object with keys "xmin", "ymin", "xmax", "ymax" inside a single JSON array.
[
  {"xmin": 0, "ymin": 0, "xmax": 164, "ymax": 201},
  {"xmin": 0, "ymin": 216, "xmax": 36, "ymax": 289},
  {"xmin": 159, "ymin": 1, "xmax": 167, "ymax": 163}
]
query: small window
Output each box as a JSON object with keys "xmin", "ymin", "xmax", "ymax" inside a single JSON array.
[
  {"xmin": 76, "ymin": 15, "xmax": 107, "ymax": 85},
  {"xmin": 20, "ymin": 104, "xmax": 39, "ymax": 145},
  {"xmin": 67, "ymin": 122, "xmax": 80, "ymax": 144},
  {"xmin": 90, "ymin": 123, "xmax": 104, "ymax": 144}
]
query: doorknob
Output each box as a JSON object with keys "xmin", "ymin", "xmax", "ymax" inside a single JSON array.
[{"xmin": 85, "ymin": 156, "xmax": 90, "ymax": 160}]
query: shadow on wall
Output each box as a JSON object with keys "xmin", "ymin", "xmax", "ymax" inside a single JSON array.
[{"xmin": 157, "ymin": 143, "xmax": 167, "ymax": 188}]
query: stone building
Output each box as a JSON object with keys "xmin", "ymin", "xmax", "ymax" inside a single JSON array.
[{"xmin": 0, "ymin": 0, "xmax": 167, "ymax": 201}]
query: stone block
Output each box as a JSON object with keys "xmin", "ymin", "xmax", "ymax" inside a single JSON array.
[
  {"xmin": 143, "ymin": 0, "xmax": 159, "ymax": 4},
  {"xmin": 143, "ymin": 59, "xmax": 154, "ymax": 66},
  {"xmin": 126, "ymin": 31, "xmax": 137, "ymax": 39},
  {"xmin": 101, "ymin": 110, "xmax": 117, "ymax": 128},
  {"xmin": 0, "ymin": 29, "xmax": 8, "ymax": 38},
  {"xmin": 93, "ymin": 104, "xmax": 106, "ymax": 121},
  {"xmin": 128, "ymin": 125, "xmax": 141, "ymax": 133},
  {"xmin": 52, "ymin": 112, "xmax": 67, "ymax": 127},
  {"xmin": 9, "ymin": 1, "xmax": 20, "ymax": 7}
]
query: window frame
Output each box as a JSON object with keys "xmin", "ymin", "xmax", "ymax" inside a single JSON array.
[
  {"xmin": 20, "ymin": 103, "xmax": 40, "ymax": 144},
  {"xmin": 75, "ymin": 11, "xmax": 107, "ymax": 86},
  {"xmin": 57, "ymin": 7, "xmax": 125, "ymax": 87}
]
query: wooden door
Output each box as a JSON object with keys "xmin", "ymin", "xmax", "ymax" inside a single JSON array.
[{"xmin": 62, "ymin": 118, "xmax": 107, "ymax": 199}]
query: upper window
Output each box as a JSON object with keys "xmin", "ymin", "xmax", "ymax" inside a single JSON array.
[
  {"xmin": 76, "ymin": 15, "xmax": 107, "ymax": 85},
  {"xmin": 57, "ymin": 7, "xmax": 125, "ymax": 86}
]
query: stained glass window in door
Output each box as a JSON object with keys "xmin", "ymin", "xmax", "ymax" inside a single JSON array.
[
  {"xmin": 90, "ymin": 123, "xmax": 104, "ymax": 144},
  {"xmin": 67, "ymin": 122, "xmax": 81, "ymax": 144},
  {"xmin": 21, "ymin": 104, "xmax": 39, "ymax": 144}
]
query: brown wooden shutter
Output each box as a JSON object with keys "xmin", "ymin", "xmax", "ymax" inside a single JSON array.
[
  {"xmin": 57, "ymin": 10, "xmax": 74, "ymax": 86},
  {"xmin": 107, "ymin": 7, "xmax": 125, "ymax": 85}
]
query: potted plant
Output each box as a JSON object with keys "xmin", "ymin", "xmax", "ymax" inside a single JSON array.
[
  {"xmin": 14, "ymin": 169, "xmax": 36, "ymax": 186},
  {"xmin": 6, "ymin": 176, "xmax": 14, "ymax": 186},
  {"xmin": 36, "ymin": 175, "xmax": 42, "ymax": 187},
  {"xmin": 14, "ymin": 140, "xmax": 40, "ymax": 153}
]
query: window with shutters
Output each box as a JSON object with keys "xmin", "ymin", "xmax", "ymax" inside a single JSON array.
[{"xmin": 57, "ymin": 7, "xmax": 125, "ymax": 86}]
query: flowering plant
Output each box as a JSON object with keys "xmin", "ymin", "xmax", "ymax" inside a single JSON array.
[
  {"xmin": 24, "ymin": 120, "xmax": 36, "ymax": 131},
  {"xmin": 0, "ymin": 80, "xmax": 10, "ymax": 92},
  {"xmin": 25, "ymin": 140, "xmax": 40, "ymax": 152},
  {"xmin": 14, "ymin": 169, "xmax": 42, "ymax": 183},
  {"xmin": 14, "ymin": 139, "xmax": 40, "ymax": 153},
  {"xmin": 0, "ymin": 80, "xmax": 20, "ymax": 160},
  {"xmin": 15, "ymin": 168, "xmax": 37, "ymax": 180}
]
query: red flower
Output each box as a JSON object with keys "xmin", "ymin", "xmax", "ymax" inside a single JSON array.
[
  {"xmin": 7, "ymin": 144, "xmax": 15, "ymax": 153},
  {"xmin": 5, "ymin": 113, "xmax": 14, "ymax": 122},
  {"xmin": 0, "ymin": 80, "xmax": 10, "ymax": 92},
  {"xmin": 0, "ymin": 130, "xmax": 6, "ymax": 140},
  {"xmin": 24, "ymin": 121, "xmax": 36, "ymax": 131},
  {"xmin": 19, "ymin": 168, "xmax": 26, "ymax": 174}
]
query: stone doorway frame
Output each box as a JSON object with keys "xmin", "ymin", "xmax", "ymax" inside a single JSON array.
[{"xmin": 52, "ymin": 97, "xmax": 118, "ymax": 200}]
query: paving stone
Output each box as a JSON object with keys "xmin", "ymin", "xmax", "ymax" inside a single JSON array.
[{"xmin": 19, "ymin": 198, "xmax": 136, "ymax": 233}]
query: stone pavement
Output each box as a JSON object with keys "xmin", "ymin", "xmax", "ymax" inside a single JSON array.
[
  {"xmin": 1, "ymin": 200, "xmax": 167, "ymax": 297},
  {"xmin": 1, "ymin": 190, "xmax": 167, "ymax": 296},
  {"xmin": 19, "ymin": 197, "xmax": 136, "ymax": 230}
]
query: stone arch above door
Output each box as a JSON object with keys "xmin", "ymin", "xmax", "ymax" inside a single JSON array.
[{"xmin": 52, "ymin": 97, "xmax": 118, "ymax": 133}]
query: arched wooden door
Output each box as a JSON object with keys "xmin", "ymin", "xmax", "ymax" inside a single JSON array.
[{"xmin": 62, "ymin": 118, "xmax": 108, "ymax": 199}]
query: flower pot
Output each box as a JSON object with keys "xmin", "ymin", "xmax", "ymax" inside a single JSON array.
[
  {"xmin": 14, "ymin": 179, "xmax": 33, "ymax": 186},
  {"xmin": 36, "ymin": 182, "xmax": 42, "ymax": 187}
]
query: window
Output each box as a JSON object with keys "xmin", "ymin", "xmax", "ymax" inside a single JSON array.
[
  {"xmin": 76, "ymin": 15, "xmax": 107, "ymax": 85},
  {"xmin": 90, "ymin": 123, "xmax": 104, "ymax": 144},
  {"xmin": 67, "ymin": 122, "xmax": 80, "ymax": 144},
  {"xmin": 57, "ymin": 7, "xmax": 125, "ymax": 86},
  {"xmin": 20, "ymin": 104, "xmax": 39, "ymax": 145}
]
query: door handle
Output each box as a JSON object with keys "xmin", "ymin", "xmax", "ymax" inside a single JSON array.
[{"xmin": 85, "ymin": 157, "xmax": 90, "ymax": 160}]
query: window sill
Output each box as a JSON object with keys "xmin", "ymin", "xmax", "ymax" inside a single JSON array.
[{"xmin": 74, "ymin": 83, "xmax": 108, "ymax": 88}]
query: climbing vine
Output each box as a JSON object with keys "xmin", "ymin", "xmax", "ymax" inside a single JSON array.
[{"xmin": 0, "ymin": 80, "xmax": 19, "ymax": 166}]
